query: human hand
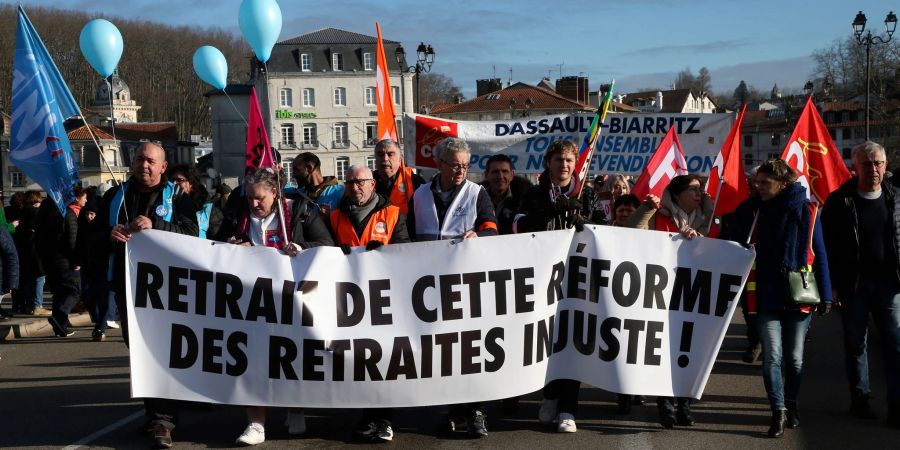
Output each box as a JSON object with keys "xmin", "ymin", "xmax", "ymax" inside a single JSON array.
[
  {"xmin": 680, "ymin": 227, "xmax": 700, "ymax": 240},
  {"xmin": 340, "ymin": 243, "xmax": 352, "ymax": 255},
  {"xmin": 129, "ymin": 215, "xmax": 152, "ymax": 232},
  {"xmin": 645, "ymin": 194, "xmax": 661, "ymax": 209},
  {"xmin": 568, "ymin": 214, "xmax": 585, "ymax": 232},
  {"xmin": 365, "ymin": 241, "xmax": 384, "ymax": 251},
  {"xmin": 831, "ymin": 289, "xmax": 842, "ymax": 308},
  {"xmin": 284, "ymin": 243, "xmax": 301, "ymax": 257},
  {"xmin": 817, "ymin": 302, "xmax": 833, "ymax": 316},
  {"xmin": 462, "ymin": 230, "xmax": 477, "ymax": 240},
  {"xmin": 110, "ymin": 224, "xmax": 131, "ymax": 243}
]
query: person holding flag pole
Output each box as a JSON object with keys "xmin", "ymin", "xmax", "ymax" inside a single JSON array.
[{"xmin": 514, "ymin": 82, "xmax": 614, "ymax": 433}]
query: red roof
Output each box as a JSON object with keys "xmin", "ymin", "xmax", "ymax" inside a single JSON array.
[
  {"xmin": 431, "ymin": 82, "xmax": 594, "ymax": 115},
  {"xmin": 108, "ymin": 122, "xmax": 179, "ymax": 142},
  {"xmin": 67, "ymin": 123, "xmax": 114, "ymax": 140}
]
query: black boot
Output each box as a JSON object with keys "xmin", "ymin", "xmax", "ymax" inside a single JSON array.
[
  {"xmin": 658, "ymin": 405, "xmax": 676, "ymax": 429},
  {"xmin": 676, "ymin": 401, "xmax": 695, "ymax": 426},
  {"xmin": 768, "ymin": 410, "xmax": 786, "ymax": 438},
  {"xmin": 785, "ymin": 401, "xmax": 800, "ymax": 428}
]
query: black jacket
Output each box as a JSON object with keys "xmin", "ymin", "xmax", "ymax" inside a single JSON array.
[
  {"xmin": 96, "ymin": 177, "xmax": 198, "ymax": 293},
  {"xmin": 481, "ymin": 175, "xmax": 532, "ymax": 235},
  {"xmin": 35, "ymin": 199, "xmax": 79, "ymax": 275},
  {"xmin": 516, "ymin": 172, "xmax": 592, "ymax": 233},
  {"xmin": 821, "ymin": 177, "xmax": 900, "ymax": 299},
  {"xmin": 12, "ymin": 205, "xmax": 42, "ymax": 279}
]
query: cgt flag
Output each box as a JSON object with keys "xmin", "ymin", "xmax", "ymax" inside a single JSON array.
[
  {"xmin": 10, "ymin": 6, "xmax": 81, "ymax": 215},
  {"xmin": 780, "ymin": 96, "xmax": 851, "ymax": 204},
  {"xmin": 706, "ymin": 105, "xmax": 749, "ymax": 216},
  {"xmin": 375, "ymin": 22, "xmax": 399, "ymax": 142},
  {"xmin": 245, "ymin": 86, "xmax": 275, "ymax": 175},
  {"xmin": 631, "ymin": 126, "xmax": 688, "ymax": 199}
]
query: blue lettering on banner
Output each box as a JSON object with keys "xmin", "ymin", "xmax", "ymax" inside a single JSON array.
[
  {"xmin": 526, "ymin": 154, "xmax": 544, "ymax": 171},
  {"xmin": 493, "ymin": 117, "xmax": 591, "ymax": 137}
]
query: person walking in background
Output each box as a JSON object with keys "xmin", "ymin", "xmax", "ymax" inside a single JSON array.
[{"xmin": 726, "ymin": 158, "xmax": 832, "ymax": 438}]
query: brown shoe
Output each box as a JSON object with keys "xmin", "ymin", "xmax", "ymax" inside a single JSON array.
[
  {"xmin": 150, "ymin": 423, "xmax": 172, "ymax": 449},
  {"xmin": 33, "ymin": 307, "xmax": 52, "ymax": 316}
]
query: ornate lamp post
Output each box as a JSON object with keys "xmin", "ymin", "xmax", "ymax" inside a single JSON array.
[
  {"xmin": 395, "ymin": 42, "xmax": 435, "ymax": 113},
  {"xmin": 852, "ymin": 10, "xmax": 897, "ymax": 140}
]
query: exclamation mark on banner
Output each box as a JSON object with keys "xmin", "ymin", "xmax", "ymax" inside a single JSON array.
[{"xmin": 678, "ymin": 321, "xmax": 694, "ymax": 368}]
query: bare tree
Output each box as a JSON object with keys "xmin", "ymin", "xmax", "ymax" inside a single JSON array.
[{"xmin": 418, "ymin": 73, "xmax": 464, "ymax": 112}]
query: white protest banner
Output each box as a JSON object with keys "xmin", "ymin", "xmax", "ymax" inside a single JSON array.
[
  {"xmin": 126, "ymin": 227, "xmax": 754, "ymax": 408},
  {"xmin": 402, "ymin": 112, "xmax": 734, "ymax": 176}
]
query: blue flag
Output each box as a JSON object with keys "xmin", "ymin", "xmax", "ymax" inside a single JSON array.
[{"xmin": 10, "ymin": 6, "xmax": 81, "ymax": 214}]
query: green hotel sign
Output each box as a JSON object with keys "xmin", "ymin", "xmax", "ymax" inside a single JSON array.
[{"xmin": 275, "ymin": 110, "xmax": 317, "ymax": 119}]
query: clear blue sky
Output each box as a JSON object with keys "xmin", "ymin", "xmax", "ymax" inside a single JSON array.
[{"xmin": 10, "ymin": 0, "xmax": 897, "ymax": 98}]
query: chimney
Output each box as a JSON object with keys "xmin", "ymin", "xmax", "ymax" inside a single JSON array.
[{"xmin": 656, "ymin": 91, "xmax": 664, "ymax": 112}]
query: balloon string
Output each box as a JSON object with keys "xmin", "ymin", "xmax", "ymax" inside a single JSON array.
[
  {"xmin": 223, "ymin": 90, "xmax": 249, "ymax": 127},
  {"xmin": 106, "ymin": 77, "xmax": 117, "ymax": 143}
]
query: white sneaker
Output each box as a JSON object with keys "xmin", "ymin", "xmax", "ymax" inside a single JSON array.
[
  {"xmin": 236, "ymin": 423, "xmax": 265, "ymax": 446},
  {"xmin": 106, "ymin": 320, "xmax": 120, "ymax": 329},
  {"xmin": 557, "ymin": 413, "xmax": 577, "ymax": 433},
  {"xmin": 285, "ymin": 409, "xmax": 306, "ymax": 435},
  {"xmin": 538, "ymin": 398, "xmax": 558, "ymax": 424}
]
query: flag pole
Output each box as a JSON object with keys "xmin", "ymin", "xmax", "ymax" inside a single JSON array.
[
  {"xmin": 707, "ymin": 175, "xmax": 724, "ymax": 231},
  {"xmin": 262, "ymin": 61, "xmax": 291, "ymax": 247},
  {"xmin": 78, "ymin": 115, "xmax": 122, "ymax": 186},
  {"xmin": 576, "ymin": 79, "xmax": 614, "ymax": 199}
]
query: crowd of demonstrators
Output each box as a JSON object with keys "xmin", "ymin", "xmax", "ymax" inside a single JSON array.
[
  {"xmin": 822, "ymin": 142, "xmax": 900, "ymax": 429},
  {"xmin": 14, "ymin": 134, "xmax": 900, "ymax": 447}
]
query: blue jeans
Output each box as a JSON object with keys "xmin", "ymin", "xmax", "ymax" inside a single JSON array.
[
  {"xmin": 841, "ymin": 278, "xmax": 900, "ymax": 404},
  {"xmin": 757, "ymin": 310, "xmax": 812, "ymax": 410},
  {"xmin": 20, "ymin": 275, "xmax": 46, "ymax": 309}
]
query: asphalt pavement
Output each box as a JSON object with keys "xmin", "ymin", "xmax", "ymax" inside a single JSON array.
[{"xmin": 0, "ymin": 307, "xmax": 897, "ymax": 449}]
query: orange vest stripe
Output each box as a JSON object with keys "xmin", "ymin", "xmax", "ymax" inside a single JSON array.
[
  {"xmin": 389, "ymin": 166, "xmax": 414, "ymax": 214},
  {"xmin": 330, "ymin": 205, "xmax": 401, "ymax": 247}
]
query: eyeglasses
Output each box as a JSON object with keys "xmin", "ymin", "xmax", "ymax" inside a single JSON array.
[
  {"xmin": 441, "ymin": 160, "xmax": 469, "ymax": 172},
  {"xmin": 171, "ymin": 177, "xmax": 188, "ymax": 183},
  {"xmin": 859, "ymin": 160, "xmax": 886, "ymax": 168},
  {"xmin": 345, "ymin": 178, "xmax": 374, "ymax": 186}
]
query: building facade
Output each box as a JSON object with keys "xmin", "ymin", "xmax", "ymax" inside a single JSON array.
[{"xmin": 210, "ymin": 28, "xmax": 414, "ymax": 183}]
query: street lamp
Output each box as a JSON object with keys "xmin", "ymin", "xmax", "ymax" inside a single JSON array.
[
  {"xmin": 395, "ymin": 42, "xmax": 435, "ymax": 113},
  {"xmin": 852, "ymin": 10, "xmax": 897, "ymax": 140},
  {"xmin": 803, "ymin": 81, "xmax": 814, "ymax": 99}
]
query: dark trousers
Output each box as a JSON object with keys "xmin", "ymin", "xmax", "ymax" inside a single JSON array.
[
  {"xmin": 82, "ymin": 274, "xmax": 110, "ymax": 333},
  {"xmin": 116, "ymin": 290, "xmax": 180, "ymax": 428},
  {"xmin": 841, "ymin": 278, "xmax": 900, "ymax": 404},
  {"xmin": 47, "ymin": 268, "xmax": 80, "ymax": 330},
  {"xmin": 544, "ymin": 379, "xmax": 580, "ymax": 415},
  {"xmin": 657, "ymin": 397, "xmax": 691, "ymax": 412},
  {"xmin": 362, "ymin": 408, "xmax": 394, "ymax": 423}
]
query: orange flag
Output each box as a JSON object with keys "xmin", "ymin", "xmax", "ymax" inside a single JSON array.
[
  {"xmin": 706, "ymin": 105, "xmax": 749, "ymax": 216},
  {"xmin": 375, "ymin": 22, "xmax": 398, "ymax": 142},
  {"xmin": 780, "ymin": 97, "xmax": 851, "ymax": 204}
]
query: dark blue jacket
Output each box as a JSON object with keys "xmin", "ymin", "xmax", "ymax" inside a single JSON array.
[
  {"xmin": 0, "ymin": 227, "xmax": 19, "ymax": 293},
  {"xmin": 729, "ymin": 183, "xmax": 832, "ymax": 312}
]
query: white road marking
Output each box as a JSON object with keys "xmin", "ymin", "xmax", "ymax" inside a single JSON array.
[{"xmin": 62, "ymin": 409, "xmax": 144, "ymax": 450}]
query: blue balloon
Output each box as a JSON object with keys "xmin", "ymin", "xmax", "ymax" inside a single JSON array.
[
  {"xmin": 238, "ymin": 0, "xmax": 282, "ymax": 63},
  {"xmin": 193, "ymin": 46, "xmax": 228, "ymax": 90},
  {"xmin": 79, "ymin": 19, "xmax": 123, "ymax": 78}
]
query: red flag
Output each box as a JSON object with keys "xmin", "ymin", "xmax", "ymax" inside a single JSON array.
[
  {"xmin": 375, "ymin": 22, "xmax": 398, "ymax": 142},
  {"xmin": 706, "ymin": 105, "xmax": 749, "ymax": 216},
  {"xmin": 631, "ymin": 126, "xmax": 688, "ymax": 199},
  {"xmin": 780, "ymin": 97, "xmax": 851, "ymax": 204},
  {"xmin": 245, "ymin": 86, "xmax": 275, "ymax": 175}
]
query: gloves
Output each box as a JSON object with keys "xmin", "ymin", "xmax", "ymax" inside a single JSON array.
[
  {"xmin": 339, "ymin": 243, "xmax": 352, "ymax": 255},
  {"xmin": 365, "ymin": 241, "xmax": 384, "ymax": 251},
  {"xmin": 554, "ymin": 196, "xmax": 583, "ymax": 213},
  {"xmin": 817, "ymin": 302, "xmax": 833, "ymax": 316},
  {"xmin": 568, "ymin": 214, "xmax": 586, "ymax": 232}
]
